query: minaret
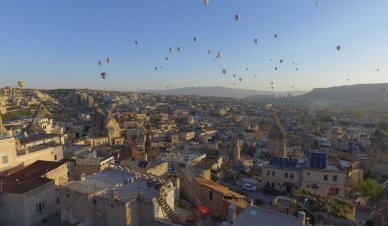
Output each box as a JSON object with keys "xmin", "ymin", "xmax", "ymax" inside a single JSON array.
[
  {"xmin": 231, "ymin": 136, "xmax": 241, "ymax": 164},
  {"xmin": 268, "ymin": 113, "xmax": 287, "ymax": 157}
]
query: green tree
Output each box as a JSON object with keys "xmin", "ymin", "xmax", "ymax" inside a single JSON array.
[{"xmin": 357, "ymin": 178, "xmax": 384, "ymax": 201}]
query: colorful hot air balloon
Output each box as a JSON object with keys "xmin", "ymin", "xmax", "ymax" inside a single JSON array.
[
  {"xmin": 106, "ymin": 58, "xmax": 112, "ymax": 64},
  {"xmin": 208, "ymin": 49, "xmax": 211, "ymax": 54},
  {"xmin": 169, "ymin": 47, "xmax": 173, "ymax": 53},
  {"xmin": 239, "ymin": 77, "xmax": 242, "ymax": 82},
  {"xmin": 134, "ymin": 40, "xmax": 138, "ymax": 45},
  {"xmin": 233, "ymin": 74, "xmax": 236, "ymax": 78},
  {"xmin": 274, "ymin": 67, "xmax": 278, "ymax": 71},
  {"xmin": 101, "ymin": 72, "xmax": 107, "ymax": 80},
  {"xmin": 165, "ymin": 57, "xmax": 169, "ymax": 61},
  {"xmin": 154, "ymin": 66, "xmax": 158, "ymax": 70},
  {"xmin": 177, "ymin": 47, "xmax": 181, "ymax": 51},
  {"xmin": 17, "ymin": 81, "xmax": 25, "ymax": 88},
  {"xmin": 203, "ymin": 0, "xmax": 209, "ymax": 6},
  {"xmin": 279, "ymin": 59, "xmax": 283, "ymax": 64}
]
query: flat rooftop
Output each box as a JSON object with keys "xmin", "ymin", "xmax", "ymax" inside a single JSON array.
[
  {"xmin": 63, "ymin": 168, "xmax": 167, "ymax": 202},
  {"xmin": 233, "ymin": 206, "xmax": 302, "ymax": 226},
  {"xmin": 1, "ymin": 160, "xmax": 65, "ymax": 194}
]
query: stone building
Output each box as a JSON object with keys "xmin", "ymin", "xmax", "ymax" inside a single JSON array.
[
  {"xmin": 59, "ymin": 167, "xmax": 179, "ymax": 226},
  {"xmin": 0, "ymin": 161, "xmax": 68, "ymax": 226}
]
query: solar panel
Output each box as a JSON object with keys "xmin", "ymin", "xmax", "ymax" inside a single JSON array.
[{"xmin": 310, "ymin": 152, "xmax": 326, "ymax": 169}]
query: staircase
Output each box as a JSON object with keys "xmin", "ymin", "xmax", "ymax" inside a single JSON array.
[{"xmin": 157, "ymin": 197, "xmax": 180, "ymax": 223}]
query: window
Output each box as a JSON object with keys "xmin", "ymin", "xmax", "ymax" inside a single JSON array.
[
  {"xmin": 272, "ymin": 171, "xmax": 275, "ymax": 176},
  {"xmin": 285, "ymin": 173, "xmax": 288, "ymax": 178},
  {"xmin": 209, "ymin": 191, "xmax": 213, "ymax": 200},
  {"xmin": 329, "ymin": 187, "xmax": 340, "ymax": 195},
  {"xmin": 324, "ymin": 175, "xmax": 328, "ymax": 181},
  {"xmin": 57, "ymin": 198, "xmax": 60, "ymax": 205},
  {"xmin": 36, "ymin": 201, "xmax": 46, "ymax": 213},
  {"xmin": 54, "ymin": 155, "xmax": 57, "ymax": 161},
  {"xmin": 2, "ymin": 156, "xmax": 8, "ymax": 164},
  {"xmin": 333, "ymin": 175, "xmax": 338, "ymax": 182},
  {"xmin": 290, "ymin": 174, "xmax": 294, "ymax": 179},
  {"xmin": 267, "ymin": 170, "xmax": 270, "ymax": 176}
]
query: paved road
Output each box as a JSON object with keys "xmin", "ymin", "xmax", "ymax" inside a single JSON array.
[{"xmin": 221, "ymin": 181, "xmax": 275, "ymax": 204}]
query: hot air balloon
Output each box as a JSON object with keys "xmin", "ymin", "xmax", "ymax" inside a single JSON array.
[
  {"xmin": 134, "ymin": 40, "xmax": 138, "ymax": 45},
  {"xmin": 177, "ymin": 47, "xmax": 181, "ymax": 52},
  {"xmin": 239, "ymin": 77, "xmax": 242, "ymax": 82},
  {"xmin": 280, "ymin": 59, "xmax": 283, "ymax": 64},
  {"xmin": 101, "ymin": 72, "xmax": 107, "ymax": 80},
  {"xmin": 222, "ymin": 69, "xmax": 227, "ymax": 75},
  {"xmin": 234, "ymin": 15, "xmax": 240, "ymax": 22},
  {"xmin": 295, "ymin": 68, "xmax": 298, "ymax": 71},
  {"xmin": 165, "ymin": 57, "xmax": 169, "ymax": 61},
  {"xmin": 203, "ymin": 0, "xmax": 209, "ymax": 6},
  {"xmin": 154, "ymin": 67, "xmax": 158, "ymax": 70},
  {"xmin": 274, "ymin": 67, "xmax": 278, "ymax": 71},
  {"xmin": 336, "ymin": 45, "xmax": 341, "ymax": 51},
  {"xmin": 377, "ymin": 68, "xmax": 380, "ymax": 72},
  {"xmin": 169, "ymin": 47, "xmax": 173, "ymax": 53},
  {"xmin": 271, "ymin": 86, "xmax": 274, "ymax": 90},
  {"xmin": 98, "ymin": 61, "xmax": 102, "ymax": 66},
  {"xmin": 292, "ymin": 62, "xmax": 295, "ymax": 65},
  {"xmin": 233, "ymin": 83, "xmax": 236, "ymax": 86},
  {"xmin": 17, "ymin": 81, "xmax": 25, "ymax": 88},
  {"xmin": 106, "ymin": 58, "xmax": 111, "ymax": 64},
  {"xmin": 208, "ymin": 49, "xmax": 211, "ymax": 54},
  {"xmin": 246, "ymin": 67, "xmax": 248, "ymax": 71},
  {"xmin": 216, "ymin": 52, "xmax": 222, "ymax": 58},
  {"xmin": 274, "ymin": 34, "xmax": 278, "ymax": 39},
  {"xmin": 193, "ymin": 37, "xmax": 197, "ymax": 42},
  {"xmin": 233, "ymin": 74, "xmax": 236, "ymax": 78},
  {"xmin": 271, "ymin": 82, "xmax": 274, "ymax": 85},
  {"xmin": 254, "ymin": 38, "xmax": 258, "ymax": 44},
  {"xmin": 254, "ymin": 74, "xmax": 257, "ymax": 77}
]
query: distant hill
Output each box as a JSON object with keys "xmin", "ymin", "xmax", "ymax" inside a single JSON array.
[
  {"xmin": 139, "ymin": 86, "xmax": 307, "ymax": 99},
  {"xmin": 248, "ymin": 83, "xmax": 388, "ymax": 113}
]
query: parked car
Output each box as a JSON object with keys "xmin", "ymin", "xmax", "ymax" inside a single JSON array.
[{"xmin": 242, "ymin": 183, "xmax": 256, "ymax": 191}]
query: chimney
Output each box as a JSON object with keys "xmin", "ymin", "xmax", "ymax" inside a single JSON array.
[
  {"xmin": 227, "ymin": 204, "xmax": 237, "ymax": 224},
  {"xmin": 297, "ymin": 211, "xmax": 306, "ymax": 226},
  {"xmin": 144, "ymin": 153, "xmax": 148, "ymax": 161}
]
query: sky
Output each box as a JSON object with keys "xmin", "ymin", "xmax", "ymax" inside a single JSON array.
[{"xmin": 0, "ymin": 0, "xmax": 387, "ymax": 92}]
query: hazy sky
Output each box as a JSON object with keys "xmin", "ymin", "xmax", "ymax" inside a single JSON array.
[{"xmin": 1, "ymin": 0, "xmax": 387, "ymax": 91}]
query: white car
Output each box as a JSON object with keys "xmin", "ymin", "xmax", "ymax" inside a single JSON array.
[{"xmin": 242, "ymin": 183, "xmax": 256, "ymax": 191}]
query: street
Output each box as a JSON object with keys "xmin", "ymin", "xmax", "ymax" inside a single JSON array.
[{"xmin": 221, "ymin": 181, "xmax": 275, "ymax": 204}]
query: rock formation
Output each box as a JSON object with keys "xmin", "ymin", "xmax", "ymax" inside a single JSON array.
[
  {"xmin": 89, "ymin": 109, "xmax": 121, "ymax": 141},
  {"xmin": 66, "ymin": 92, "xmax": 94, "ymax": 108}
]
